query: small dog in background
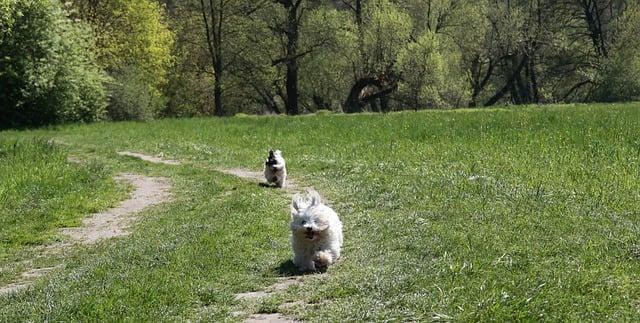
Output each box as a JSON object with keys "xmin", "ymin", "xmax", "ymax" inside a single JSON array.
[
  {"xmin": 264, "ymin": 149, "xmax": 287, "ymax": 188},
  {"xmin": 290, "ymin": 189, "xmax": 343, "ymax": 272}
]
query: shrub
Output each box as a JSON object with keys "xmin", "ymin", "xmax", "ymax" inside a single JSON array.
[
  {"xmin": 0, "ymin": 0, "xmax": 108, "ymax": 129},
  {"xmin": 593, "ymin": 3, "xmax": 640, "ymax": 102}
]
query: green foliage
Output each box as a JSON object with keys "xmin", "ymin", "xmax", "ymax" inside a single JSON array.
[
  {"xmin": 362, "ymin": 0, "xmax": 412, "ymax": 73},
  {"xmin": 299, "ymin": 7, "xmax": 355, "ymax": 111},
  {"xmin": 0, "ymin": 0, "xmax": 108, "ymax": 129},
  {"xmin": 593, "ymin": 3, "xmax": 640, "ymax": 102},
  {"xmin": 107, "ymin": 66, "xmax": 165, "ymax": 121},
  {"xmin": 220, "ymin": 3, "xmax": 280, "ymax": 114},
  {"xmin": 164, "ymin": 0, "xmax": 279, "ymax": 116},
  {"xmin": 397, "ymin": 31, "xmax": 469, "ymax": 108},
  {"xmin": 71, "ymin": 0, "xmax": 174, "ymax": 120},
  {"xmin": 162, "ymin": 3, "xmax": 216, "ymax": 117},
  {"xmin": 6, "ymin": 0, "xmax": 637, "ymax": 123}
]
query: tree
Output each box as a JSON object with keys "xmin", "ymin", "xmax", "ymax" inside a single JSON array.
[
  {"xmin": 0, "ymin": 0, "xmax": 108, "ymax": 129},
  {"xmin": 592, "ymin": 2, "xmax": 640, "ymax": 101},
  {"xmin": 341, "ymin": 0, "xmax": 410, "ymax": 113},
  {"xmin": 298, "ymin": 7, "xmax": 354, "ymax": 112},
  {"xmin": 163, "ymin": 0, "xmax": 272, "ymax": 116},
  {"xmin": 271, "ymin": 0, "xmax": 306, "ymax": 115},
  {"xmin": 397, "ymin": 31, "xmax": 468, "ymax": 109},
  {"xmin": 70, "ymin": 0, "xmax": 174, "ymax": 120}
]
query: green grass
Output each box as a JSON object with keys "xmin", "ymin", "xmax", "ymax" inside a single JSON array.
[
  {"xmin": 0, "ymin": 139, "xmax": 124, "ymax": 285},
  {"xmin": 1, "ymin": 103, "xmax": 639, "ymax": 321}
]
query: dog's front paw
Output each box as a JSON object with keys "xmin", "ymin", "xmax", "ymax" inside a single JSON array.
[
  {"xmin": 301, "ymin": 260, "xmax": 316, "ymax": 272},
  {"xmin": 313, "ymin": 251, "xmax": 332, "ymax": 272}
]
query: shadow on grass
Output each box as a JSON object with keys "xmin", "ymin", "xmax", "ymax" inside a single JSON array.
[
  {"xmin": 276, "ymin": 259, "xmax": 327, "ymax": 277},
  {"xmin": 277, "ymin": 260, "xmax": 301, "ymax": 277},
  {"xmin": 258, "ymin": 183, "xmax": 279, "ymax": 189}
]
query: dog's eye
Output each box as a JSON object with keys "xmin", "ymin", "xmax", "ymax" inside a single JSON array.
[{"xmin": 301, "ymin": 220, "xmax": 306, "ymax": 225}]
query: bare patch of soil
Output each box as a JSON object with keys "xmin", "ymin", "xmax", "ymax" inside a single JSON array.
[
  {"xmin": 118, "ymin": 151, "xmax": 181, "ymax": 165},
  {"xmin": 0, "ymin": 266, "xmax": 60, "ymax": 295},
  {"xmin": 234, "ymin": 277, "xmax": 303, "ymax": 301},
  {"xmin": 216, "ymin": 168, "xmax": 265, "ymax": 182},
  {"xmin": 245, "ymin": 313, "xmax": 299, "ymax": 323},
  {"xmin": 1, "ymin": 173, "xmax": 172, "ymax": 296},
  {"xmin": 66, "ymin": 156, "xmax": 83, "ymax": 164},
  {"xmin": 235, "ymin": 290, "xmax": 271, "ymax": 301},
  {"xmin": 62, "ymin": 174, "xmax": 171, "ymax": 244}
]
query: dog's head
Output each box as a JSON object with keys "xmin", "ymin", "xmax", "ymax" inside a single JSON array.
[
  {"xmin": 266, "ymin": 149, "xmax": 284, "ymax": 165},
  {"xmin": 290, "ymin": 190, "xmax": 329, "ymax": 241}
]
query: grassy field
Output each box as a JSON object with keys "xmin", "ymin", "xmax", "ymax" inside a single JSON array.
[
  {"xmin": 0, "ymin": 139, "xmax": 124, "ymax": 286},
  {"xmin": 1, "ymin": 103, "xmax": 639, "ymax": 321}
]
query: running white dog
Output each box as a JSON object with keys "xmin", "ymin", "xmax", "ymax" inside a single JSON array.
[
  {"xmin": 290, "ymin": 190, "xmax": 343, "ymax": 272},
  {"xmin": 264, "ymin": 149, "xmax": 287, "ymax": 188}
]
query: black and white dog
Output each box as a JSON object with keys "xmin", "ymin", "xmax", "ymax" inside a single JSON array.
[{"xmin": 264, "ymin": 149, "xmax": 287, "ymax": 188}]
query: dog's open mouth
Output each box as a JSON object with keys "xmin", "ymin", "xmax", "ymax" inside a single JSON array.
[{"xmin": 304, "ymin": 231, "xmax": 316, "ymax": 240}]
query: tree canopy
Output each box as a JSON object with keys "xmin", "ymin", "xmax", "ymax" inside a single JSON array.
[{"xmin": 1, "ymin": 0, "xmax": 638, "ymax": 128}]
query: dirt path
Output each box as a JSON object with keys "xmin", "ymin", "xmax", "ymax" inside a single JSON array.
[
  {"xmin": 23, "ymin": 151, "xmax": 320, "ymax": 323},
  {"xmin": 216, "ymin": 168, "xmax": 328, "ymax": 205},
  {"xmin": 0, "ymin": 173, "xmax": 172, "ymax": 296},
  {"xmin": 62, "ymin": 174, "xmax": 171, "ymax": 243},
  {"xmin": 118, "ymin": 151, "xmax": 181, "ymax": 165},
  {"xmin": 0, "ymin": 266, "xmax": 60, "ymax": 295},
  {"xmin": 121, "ymin": 152, "xmax": 312, "ymax": 322}
]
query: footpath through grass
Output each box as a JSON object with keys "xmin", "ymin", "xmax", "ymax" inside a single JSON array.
[
  {"xmin": 0, "ymin": 140, "xmax": 123, "ymax": 285},
  {"xmin": 1, "ymin": 103, "xmax": 639, "ymax": 321}
]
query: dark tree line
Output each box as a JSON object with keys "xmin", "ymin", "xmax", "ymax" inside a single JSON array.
[{"xmin": 1, "ymin": 0, "xmax": 639, "ymax": 128}]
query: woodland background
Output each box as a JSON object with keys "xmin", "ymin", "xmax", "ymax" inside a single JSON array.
[{"xmin": 1, "ymin": 0, "xmax": 639, "ymax": 128}]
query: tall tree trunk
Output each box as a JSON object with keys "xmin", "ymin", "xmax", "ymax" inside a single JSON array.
[
  {"xmin": 581, "ymin": 0, "xmax": 609, "ymax": 58},
  {"xmin": 278, "ymin": 0, "xmax": 302, "ymax": 115},
  {"xmin": 344, "ymin": 77, "xmax": 377, "ymax": 113},
  {"xmin": 200, "ymin": 0, "xmax": 225, "ymax": 116},
  {"xmin": 344, "ymin": 76, "xmax": 397, "ymax": 113},
  {"xmin": 529, "ymin": 54, "xmax": 540, "ymax": 104},
  {"xmin": 469, "ymin": 56, "xmax": 494, "ymax": 108},
  {"xmin": 380, "ymin": 96, "xmax": 390, "ymax": 113},
  {"xmin": 354, "ymin": 0, "xmax": 362, "ymax": 25},
  {"xmin": 513, "ymin": 56, "xmax": 529, "ymax": 104},
  {"xmin": 214, "ymin": 61, "xmax": 223, "ymax": 116},
  {"xmin": 285, "ymin": 60, "xmax": 299, "ymax": 115}
]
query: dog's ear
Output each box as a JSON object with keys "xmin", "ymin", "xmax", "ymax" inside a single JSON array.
[
  {"xmin": 291, "ymin": 194, "xmax": 304, "ymax": 215},
  {"xmin": 307, "ymin": 189, "xmax": 321, "ymax": 206}
]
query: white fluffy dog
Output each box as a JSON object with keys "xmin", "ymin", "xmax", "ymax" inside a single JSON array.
[
  {"xmin": 290, "ymin": 189, "xmax": 343, "ymax": 272},
  {"xmin": 264, "ymin": 149, "xmax": 287, "ymax": 188}
]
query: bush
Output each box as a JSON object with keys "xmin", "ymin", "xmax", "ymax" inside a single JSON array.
[
  {"xmin": 106, "ymin": 66, "xmax": 164, "ymax": 121},
  {"xmin": 70, "ymin": 0, "xmax": 174, "ymax": 120},
  {"xmin": 593, "ymin": 3, "xmax": 640, "ymax": 102},
  {"xmin": 0, "ymin": 0, "xmax": 108, "ymax": 129},
  {"xmin": 397, "ymin": 31, "xmax": 469, "ymax": 109}
]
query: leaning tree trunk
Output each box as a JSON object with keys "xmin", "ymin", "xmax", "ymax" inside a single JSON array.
[
  {"xmin": 484, "ymin": 56, "xmax": 528, "ymax": 106},
  {"xmin": 344, "ymin": 76, "xmax": 398, "ymax": 113},
  {"xmin": 344, "ymin": 77, "xmax": 379, "ymax": 113}
]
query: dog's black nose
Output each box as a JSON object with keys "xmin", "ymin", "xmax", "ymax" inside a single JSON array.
[{"xmin": 306, "ymin": 227, "xmax": 312, "ymax": 232}]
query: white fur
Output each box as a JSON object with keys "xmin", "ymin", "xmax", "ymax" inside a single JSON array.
[
  {"xmin": 290, "ymin": 189, "xmax": 343, "ymax": 272},
  {"xmin": 264, "ymin": 150, "xmax": 287, "ymax": 188}
]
